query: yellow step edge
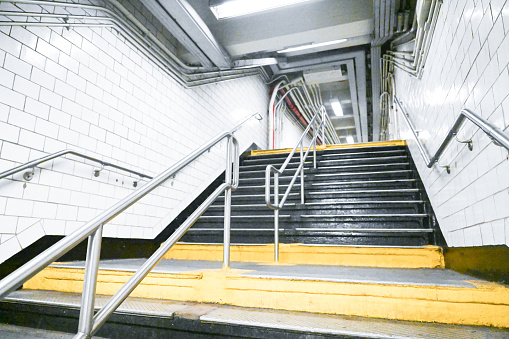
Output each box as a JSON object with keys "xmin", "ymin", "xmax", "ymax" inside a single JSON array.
[
  {"xmin": 24, "ymin": 266, "xmax": 509, "ymax": 328},
  {"xmin": 162, "ymin": 243, "xmax": 445, "ymax": 269},
  {"xmin": 250, "ymin": 140, "xmax": 407, "ymax": 156}
]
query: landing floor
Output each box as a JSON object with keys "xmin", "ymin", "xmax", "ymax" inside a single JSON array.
[
  {"xmin": 3, "ymin": 290, "xmax": 509, "ymax": 339},
  {"xmin": 52, "ymin": 258, "xmax": 481, "ymax": 288}
]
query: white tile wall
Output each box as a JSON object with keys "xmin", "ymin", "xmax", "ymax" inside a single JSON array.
[
  {"xmin": 0, "ymin": 0, "xmax": 269, "ymax": 263},
  {"xmin": 394, "ymin": 0, "xmax": 509, "ymax": 247}
]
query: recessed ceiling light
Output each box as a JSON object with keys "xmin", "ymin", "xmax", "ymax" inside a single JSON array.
[
  {"xmin": 209, "ymin": 0, "xmax": 312, "ymax": 20},
  {"xmin": 330, "ymin": 100, "xmax": 344, "ymax": 117},
  {"xmin": 277, "ymin": 38, "xmax": 348, "ymax": 54},
  {"xmin": 346, "ymin": 135, "xmax": 354, "ymax": 144}
]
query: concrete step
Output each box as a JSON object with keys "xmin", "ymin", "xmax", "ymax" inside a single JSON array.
[
  {"xmin": 2, "ymin": 290, "xmax": 508, "ymax": 339},
  {"xmin": 163, "ymin": 243, "xmax": 444, "ymax": 268},
  {"xmin": 21, "ymin": 258, "xmax": 509, "ymax": 328}
]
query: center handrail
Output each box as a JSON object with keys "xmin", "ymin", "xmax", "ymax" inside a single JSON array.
[
  {"xmin": 265, "ymin": 105, "xmax": 326, "ymax": 261},
  {"xmin": 0, "ymin": 112, "xmax": 261, "ymax": 339}
]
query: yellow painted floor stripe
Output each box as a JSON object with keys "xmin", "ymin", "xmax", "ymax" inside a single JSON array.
[
  {"xmin": 24, "ymin": 264, "xmax": 509, "ymax": 328},
  {"xmin": 250, "ymin": 141, "xmax": 407, "ymax": 156},
  {"xmin": 163, "ymin": 243, "xmax": 445, "ymax": 269}
]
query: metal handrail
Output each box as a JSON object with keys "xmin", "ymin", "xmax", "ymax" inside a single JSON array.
[
  {"xmin": 0, "ymin": 113, "xmax": 261, "ymax": 338},
  {"xmin": 0, "ymin": 150, "xmax": 152, "ymax": 182},
  {"xmin": 394, "ymin": 96, "xmax": 509, "ymax": 172},
  {"xmin": 265, "ymin": 105, "xmax": 326, "ymax": 261}
]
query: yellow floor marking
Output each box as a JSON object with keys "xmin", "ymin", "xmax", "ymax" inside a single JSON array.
[{"xmin": 24, "ymin": 264, "xmax": 509, "ymax": 328}]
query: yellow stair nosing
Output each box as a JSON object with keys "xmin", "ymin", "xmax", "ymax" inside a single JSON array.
[{"xmin": 250, "ymin": 141, "xmax": 407, "ymax": 156}]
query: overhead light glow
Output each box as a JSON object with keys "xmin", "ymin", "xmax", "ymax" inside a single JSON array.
[
  {"xmin": 210, "ymin": 0, "xmax": 312, "ymax": 20},
  {"xmin": 330, "ymin": 101, "xmax": 343, "ymax": 116},
  {"xmin": 277, "ymin": 38, "xmax": 348, "ymax": 54},
  {"xmin": 346, "ymin": 135, "xmax": 354, "ymax": 144}
]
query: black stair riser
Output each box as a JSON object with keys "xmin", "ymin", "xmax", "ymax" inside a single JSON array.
[
  {"xmin": 242, "ymin": 150, "xmax": 407, "ymax": 164},
  {"xmin": 180, "ymin": 233, "xmax": 430, "ymax": 246},
  {"xmin": 204, "ymin": 206, "xmax": 422, "ymax": 215},
  {"xmin": 192, "ymin": 220, "xmax": 425, "ymax": 228},
  {"xmin": 239, "ymin": 171, "xmax": 414, "ymax": 180}
]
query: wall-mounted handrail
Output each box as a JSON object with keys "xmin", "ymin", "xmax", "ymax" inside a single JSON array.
[
  {"xmin": 265, "ymin": 105, "xmax": 326, "ymax": 261},
  {"xmin": 0, "ymin": 112, "xmax": 261, "ymax": 338},
  {"xmin": 394, "ymin": 96, "xmax": 509, "ymax": 172},
  {"xmin": 0, "ymin": 150, "xmax": 152, "ymax": 182}
]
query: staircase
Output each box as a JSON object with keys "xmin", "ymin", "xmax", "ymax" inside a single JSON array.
[
  {"xmin": 182, "ymin": 141, "xmax": 438, "ymax": 247},
  {"xmin": 1, "ymin": 141, "xmax": 509, "ymax": 338}
]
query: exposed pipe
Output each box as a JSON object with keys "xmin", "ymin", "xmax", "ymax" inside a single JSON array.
[{"xmin": 0, "ymin": 0, "xmax": 267, "ymax": 87}]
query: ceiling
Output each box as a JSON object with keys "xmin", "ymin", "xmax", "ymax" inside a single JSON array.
[{"xmin": 146, "ymin": 0, "xmax": 376, "ymax": 143}]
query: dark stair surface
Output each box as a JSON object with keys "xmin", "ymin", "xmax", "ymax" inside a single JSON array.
[{"xmin": 181, "ymin": 145, "xmax": 440, "ymax": 246}]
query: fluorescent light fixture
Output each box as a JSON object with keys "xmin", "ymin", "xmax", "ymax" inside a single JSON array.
[
  {"xmin": 330, "ymin": 100, "xmax": 343, "ymax": 116},
  {"xmin": 210, "ymin": 0, "xmax": 312, "ymax": 20},
  {"xmin": 277, "ymin": 38, "xmax": 347, "ymax": 54},
  {"xmin": 346, "ymin": 135, "xmax": 354, "ymax": 144}
]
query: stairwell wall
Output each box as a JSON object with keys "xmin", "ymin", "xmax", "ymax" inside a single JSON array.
[
  {"xmin": 394, "ymin": 0, "xmax": 509, "ymax": 247},
  {"xmin": 0, "ymin": 0, "xmax": 269, "ymax": 263}
]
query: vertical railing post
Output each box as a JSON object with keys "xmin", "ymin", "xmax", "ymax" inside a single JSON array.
[
  {"xmin": 223, "ymin": 136, "xmax": 232, "ymax": 269},
  {"xmin": 313, "ymin": 118, "xmax": 317, "ymax": 169},
  {"xmin": 299, "ymin": 140, "xmax": 305, "ymax": 204},
  {"xmin": 76, "ymin": 224, "xmax": 103, "ymax": 339},
  {"xmin": 274, "ymin": 172, "xmax": 279, "ymax": 262},
  {"xmin": 321, "ymin": 107, "xmax": 326, "ymax": 148}
]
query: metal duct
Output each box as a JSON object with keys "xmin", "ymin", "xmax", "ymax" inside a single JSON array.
[{"xmin": 141, "ymin": 0, "xmax": 232, "ymax": 69}]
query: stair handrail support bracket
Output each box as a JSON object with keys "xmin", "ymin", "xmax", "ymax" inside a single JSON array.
[
  {"xmin": 265, "ymin": 106, "xmax": 326, "ymax": 262},
  {"xmin": 394, "ymin": 96, "xmax": 509, "ymax": 174},
  {"xmin": 0, "ymin": 112, "xmax": 258, "ymax": 339}
]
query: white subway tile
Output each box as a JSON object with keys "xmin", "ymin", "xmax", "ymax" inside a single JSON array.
[
  {"xmin": 0, "ymin": 197, "xmax": 6, "ymax": 214},
  {"xmin": 43, "ymin": 219, "xmax": 65, "ymax": 235},
  {"xmin": 0, "ymin": 68, "xmax": 15, "ymax": 89},
  {"xmin": 0, "ymin": 121, "xmax": 19, "ymax": 143},
  {"xmin": 13, "ymin": 75, "xmax": 40, "ymax": 99},
  {"xmin": 56, "ymin": 204, "xmax": 78, "ymax": 220},
  {"xmin": 16, "ymin": 217, "xmax": 39, "ymax": 233},
  {"xmin": 36, "ymin": 38, "xmax": 59, "ymax": 63},
  {"xmin": 54, "ymin": 80, "xmax": 76, "ymax": 101},
  {"xmin": 5, "ymin": 197, "xmax": 34, "ymax": 217},
  {"xmin": 34, "ymin": 118, "xmax": 58, "ymax": 139},
  {"xmin": 50, "ymin": 32, "xmax": 72, "ymax": 55},
  {"xmin": 0, "ymin": 142, "xmax": 30, "ymax": 163},
  {"xmin": 39, "ymin": 87, "xmax": 62, "ymax": 109},
  {"xmin": 17, "ymin": 222, "xmax": 45, "ymax": 248},
  {"xmin": 0, "ymin": 32, "xmax": 22, "ymax": 57},
  {"xmin": 57, "ymin": 127, "xmax": 79, "ymax": 145},
  {"xmin": 8, "ymin": 108, "xmax": 36, "ymax": 131},
  {"xmin": 48, "ymin": 187, "xmax": 72, "ymax": 205},
  {"xmin": 30, "ymin": 67, "xmax": 56, "ymax": 91},
  {"xmin": 3, "ymin": 53, "xmax": 31, "ymax": 79},
  {"xmin": 48, "ymin": 107, "xmax": 71, "ymax": 129},
  {"xmin": 32, "ymin": 201, "xmax": 58, "ymax": 219},
  {"xmin": 0, "ymin": 237, "xmax": 22, "ymax": 264},
  {"xmin": 0, "ymin": 215, "xmax": 18, "ymax": 233},
  {"xmin": 45, "ymin": 59, "xmax": 67, "ymax": 82},
  {"xmin": 25, "ymin": 97, "xmax": 50, "ymax": 119},
  {"xmin": 19, "ymin": 129, "xmax": 45, "ymax": 151},
  {"xmin": 38, "ymin": 169, "xmax": 63, "ymax": 187},
  {"xmin": 10, "ymin": 26, "xmax": 38, "ymax": 50}
]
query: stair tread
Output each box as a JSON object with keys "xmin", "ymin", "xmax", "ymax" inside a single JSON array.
[
  {"xmin": 47, "ymin": 259, "xmax": 481, "ymax": 288},
  {"xmin": 5, "ymin": 290, "xmax": 507, "ymax": 339}
]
